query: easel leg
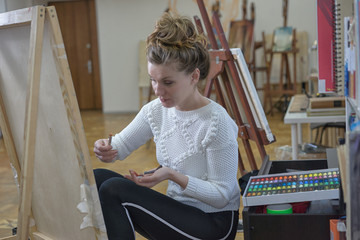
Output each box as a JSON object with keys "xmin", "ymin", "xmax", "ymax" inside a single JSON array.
[
  {"xmin": 266, "ymin": 53, "xmax": 274, "ymax": 115},
  {"xmin": 284, "ymin": 54, "xmax": 291, "ymax": 88},
  {"xmin": 293, "ymin": 51, "xmax": 297, "ymax": 93},
  {"xmin": 0, "ymin": 91, "xmax": 21, "ymax": 183},
  {"xmin": 16, "ymin": 7, "xmax": 45, "ymax": 240},
  {"xmin": 46, "ymin": 7, "xmax": 107, "ymax": 237},
  {"xmin": 279, "ymin": 53, "xmax": 285, "ymax": 92}
]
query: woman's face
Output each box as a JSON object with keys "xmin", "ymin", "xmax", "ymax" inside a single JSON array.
[{"xmin": 148, "ymin": 61, "xmax": 199, "ymax": 111}]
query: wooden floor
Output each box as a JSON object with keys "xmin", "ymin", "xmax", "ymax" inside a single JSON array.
[{"xmin": 0, "ymin": 110, "xmax": 314, "ymax": 239}]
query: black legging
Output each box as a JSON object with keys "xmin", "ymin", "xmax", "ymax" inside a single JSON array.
[{"xmin": 94, "ymin": 168, "xmax": 238, "ymax": 240}]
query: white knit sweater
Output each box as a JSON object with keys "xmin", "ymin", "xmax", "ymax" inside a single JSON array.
[{"xmin": 111, "ymin": 98, "xmax": 241, "ymax": 213}]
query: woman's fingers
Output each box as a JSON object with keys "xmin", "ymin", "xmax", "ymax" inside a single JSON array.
[{"xmin": 93, "ymin": 138, "xmax": 117, "ymax": 162}]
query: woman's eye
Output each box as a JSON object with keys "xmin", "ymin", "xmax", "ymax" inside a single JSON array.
[{"xmin": 164, "ymin": 81, "xmax": 173, "ymax": 85}]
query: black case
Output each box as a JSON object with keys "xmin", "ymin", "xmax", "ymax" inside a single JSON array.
[{"xmin": 242, "ymin": 154, "xmax": 345, "ymax": 240}]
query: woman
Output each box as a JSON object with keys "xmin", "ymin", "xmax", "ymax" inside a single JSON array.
[{"xmin": 93, "ymin": 13, "xmax": 240, "ymax": 240}]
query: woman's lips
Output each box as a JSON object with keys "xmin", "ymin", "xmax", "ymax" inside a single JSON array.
[{"xmin": 160, "ymin": 97, "xmax": 168, "ymax": 102}]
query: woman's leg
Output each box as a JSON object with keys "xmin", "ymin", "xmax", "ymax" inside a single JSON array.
[
  {"xmin": 94, "ymin": 169, "xmax": 152, "ymax": 239},
  {"xmin": 94, "ymin": 168, "xmax": 124, "ymax": 191},
  {"xmin": 94, "ymin": 168, "xmax": 238, "ymax": 240}
]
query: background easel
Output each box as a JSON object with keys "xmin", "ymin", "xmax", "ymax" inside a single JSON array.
[
  {"xmin": 266, "ymin": 0, "xmax": 299, "ymax": 114},
  {"xmin": 228, "ymin": 0, "xmax": 255, "ymax": 65},
  {"xmin": 0, "ymin": 6, "xmax": 106, "ymax": 240},
  {"xmin": 195, "ymin": 0, "xmax": 276, "ymax": 175},
  {"xmin": 228, "ymin": 0, "xmax": 271, "ymax": 111}
]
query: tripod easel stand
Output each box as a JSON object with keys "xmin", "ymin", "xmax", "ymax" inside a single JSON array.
[{"xmin": 0, "ymin": 6, "xmax": 106, "ymax": 240}]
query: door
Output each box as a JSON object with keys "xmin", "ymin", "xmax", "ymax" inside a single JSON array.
[{"xmin": 49, "ymin": 0, "xmax": 102, "ymax": 110}]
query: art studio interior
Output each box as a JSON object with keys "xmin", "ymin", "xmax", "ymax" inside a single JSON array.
[{"xmin": 0, "ymin": 0, "xmax": 358, "ymax": 240}]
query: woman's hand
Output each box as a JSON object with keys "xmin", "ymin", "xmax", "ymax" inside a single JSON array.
[
  {"xmin": 125, "ymin": 167, "xmax": 188, "ymax": 189},
  {"xmin": 125, "ymin": 167, "xmax": 169, "ymax": 188},
  {"xmin": 93, "ymin": 139, "xmax": 118, "ymax": 163}
]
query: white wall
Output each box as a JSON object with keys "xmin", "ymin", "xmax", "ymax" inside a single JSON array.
[
  {"xmin": 0, "ymin": 0, "xmax": 32, "ymax": 11},
  {"xmin": 0, "ymin": 0, "xmax": 6, "ymax": 12},
  {"xmin": 96, "ymin": 0, "xmax": 317, "ymax": 113},
  {"xmin": 0, "ymin": 0, "xmax": 318, "ymax": 113},
  {"xmin": 96, "ymin": 0, "xmax": 202, "ymax": 112}
]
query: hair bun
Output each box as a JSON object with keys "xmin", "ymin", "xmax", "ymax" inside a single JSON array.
[
  {"xmin": 151, "ymin": 13, "xmax": 202, "ymax": 50},
  {"xmin": 146, "ymin": 13, "xmax": 210, "ymax": 80}
]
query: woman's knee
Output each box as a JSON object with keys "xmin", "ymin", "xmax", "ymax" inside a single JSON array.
[
  {"xmin": 94, "ymin": 168, "xmax": 123, "ymax": 189},
  {"xmin": 98, "ymin": 178, "xmax": 118, "ymax": 201},
  {"xmin": 98, "ymin": 177, "xmax": 135, "ymax": 202},
  {"xmin": 94, "ymin": 168, "xmax": 113, "ymax": 179}
]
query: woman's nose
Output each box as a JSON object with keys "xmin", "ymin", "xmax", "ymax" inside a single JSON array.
[{"xmin": 153, "ymin": 83, "xmax": 163, "ymax": 96}]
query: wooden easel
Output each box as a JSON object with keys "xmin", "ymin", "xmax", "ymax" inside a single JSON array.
[
  {"xmin": 228, "ymin": 0, "xmax": 254, "ymax": 65},
  {"xmin": 266, "ymin": 0, "xmax": 299, "ymax": 114},
  {"xmin": 228, "ymin": 0, "xmax": 271, "ymax": 109},
  {"xmin": 0, "ymin": 6, "xmax": 106, "ymax": 240},
  {"xmin": 195, "ymin": 0, "xmax": 276, "ymax": 175},
  {"xmin": 267, "ymin": 29, "xmax": 298, "ymax": 114}
]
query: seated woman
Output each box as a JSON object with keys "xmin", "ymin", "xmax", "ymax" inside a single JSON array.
[{"xmin": 93, "ymin": 13, "xmax": 240, "ymax": 240}]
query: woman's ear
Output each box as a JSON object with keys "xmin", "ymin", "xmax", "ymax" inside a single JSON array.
[{"xmin": 191, "ymin": 68, "xmax": 200, "ymax": 84}]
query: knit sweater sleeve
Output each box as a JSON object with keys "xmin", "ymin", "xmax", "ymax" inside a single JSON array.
[
  {"xmin": 182, "ymin": 112, "xmax": 240, "ymax": 209},
  {"xmin": 111, "ymin": 103, "xmax": 154, "ymax": 160}
]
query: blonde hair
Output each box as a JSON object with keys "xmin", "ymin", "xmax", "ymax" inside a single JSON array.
[{"xmin": 146, "ymin": 13, "xmax": 210, "ymax": 80}]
